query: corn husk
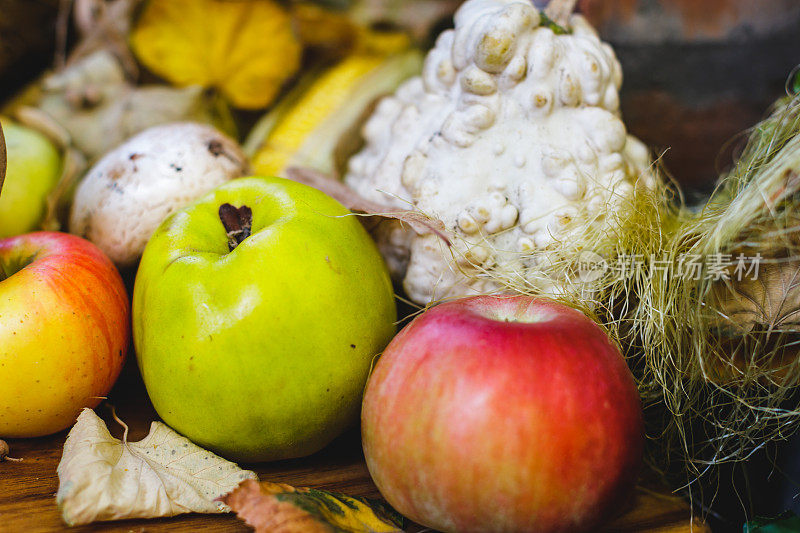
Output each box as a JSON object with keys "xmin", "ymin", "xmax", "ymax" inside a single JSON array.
[{"xmin": 628, "ymin": 91, "xmax": 800, "ymax": 479}]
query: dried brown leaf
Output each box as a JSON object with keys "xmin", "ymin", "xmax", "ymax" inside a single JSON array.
[
  {"xmin": 0, "ymin": 120, "xmax": 5, "ymax": 197},
  {"xmin": 286, "ymin": 166, "xmax": 450, "ymax": 245},
  {"xmin": 708, "ymin": 260, "xmax": 800, "ymax": 382},
  {"xmin": 712, "ymin": 261, "xmax": 800, "ymax": 334},
  {"xmin": 56, "ymin": 409, "xmax": 257, "ymax": 526},
  {"xmin": 221, "ymin": 479, "xmax": 403, "ymax": 533}
]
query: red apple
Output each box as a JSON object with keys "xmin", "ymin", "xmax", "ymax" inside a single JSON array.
[
  {"xmin": 0, "ymin": 232, "xmax": 129, "ymax": 438},
  {"xmin": 361, "ymin": 295, "xmax": 643, "ymax": 533}
]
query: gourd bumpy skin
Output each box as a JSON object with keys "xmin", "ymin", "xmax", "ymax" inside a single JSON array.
[{"xmin": 345, "ymin": 0, "xmax": 653, "ymax": 304}]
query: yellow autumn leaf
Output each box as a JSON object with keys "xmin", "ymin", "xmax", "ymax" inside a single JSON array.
[
  {"xmin": 130, "ymin": 0, "xmax": 302, "ymax": 110},
  {"xmin": 221, "ymin": 479, "xmax": 404, "ymax": 533}
]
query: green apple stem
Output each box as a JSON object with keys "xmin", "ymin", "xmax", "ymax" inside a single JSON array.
[
  {"xmin": 0, "ymin": 440, "xmax": 22, "ymax": 462},
  {"xmin": 219, "ymin": 203, "xmax": 253, "ymax": 252}
]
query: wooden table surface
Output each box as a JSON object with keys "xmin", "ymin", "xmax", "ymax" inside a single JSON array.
[{"xmin": 0, "ymin": 363, "xmax": 710, "ymax": 533}]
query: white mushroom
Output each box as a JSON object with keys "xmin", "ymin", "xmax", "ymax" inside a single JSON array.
[
  {"xmin": 345, "ymin": 0, "xmax": 654, "ymax": 304},
  {"xmin": 69, "ymin": 122, "xmax": 247, "ymax": 267}
]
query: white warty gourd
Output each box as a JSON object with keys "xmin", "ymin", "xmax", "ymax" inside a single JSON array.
[{"xmin": 345, "ymin": 0, "xmax": 654, "ymax": 304}]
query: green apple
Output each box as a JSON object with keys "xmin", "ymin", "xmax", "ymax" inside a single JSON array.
[
  {"xmin": 133, "ymin": 176, "xmax": 397, "ymax": 462},
  {"xmin": 0, "ymin": 117, "xmax": 62, "ymax": 238}
]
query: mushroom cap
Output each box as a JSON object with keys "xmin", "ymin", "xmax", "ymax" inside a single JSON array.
[{"xmin": 69, "ymin": 122, "xmax": 247, "ymax": 267}]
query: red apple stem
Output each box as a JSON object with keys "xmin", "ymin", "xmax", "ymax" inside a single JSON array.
[
  {"xmin": 219, "ymin": 203, "xmax": 253, "ymax": 252},
  {"xmin": 0, "ymin": 440, "xmax": 22, "ymax": 462}
]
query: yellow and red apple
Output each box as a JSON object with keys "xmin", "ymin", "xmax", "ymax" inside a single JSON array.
[
  {"xmin": 0, "ymin": 232, "xmax": 129, "ymax": 438},
  {"xmin": 362, "ymin": 295, "xmax": 644, "ymax": 533}
]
